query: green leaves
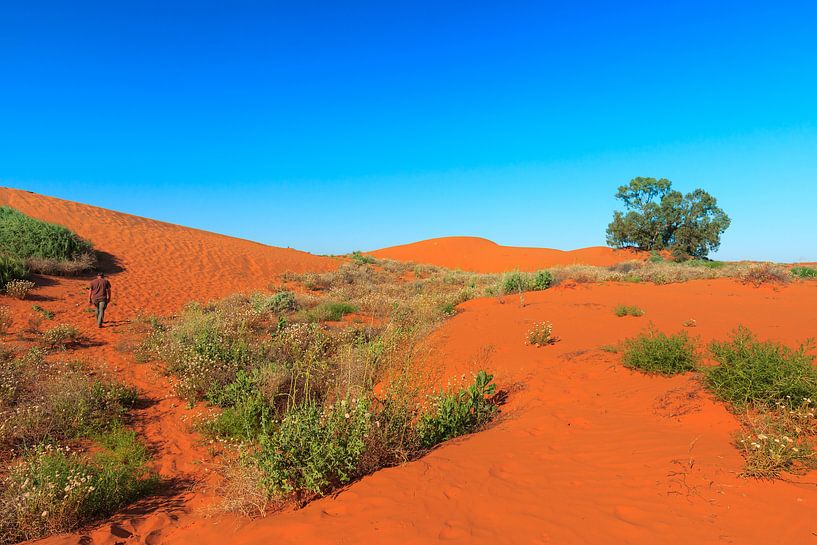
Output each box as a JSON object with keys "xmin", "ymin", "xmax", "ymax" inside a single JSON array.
[{"xmin": 607, "ymin": 177, "xmax": 730, "ymax": 258}]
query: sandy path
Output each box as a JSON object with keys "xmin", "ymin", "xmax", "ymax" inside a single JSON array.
[{"xmin": 370, "ymin": 236, "xmax": 645, "ymax": 272}]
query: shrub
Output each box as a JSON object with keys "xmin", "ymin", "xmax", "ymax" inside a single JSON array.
[
  {"xmin": 614, "ymin": 305, "xmax": 644, "ymax": 317},
  {"xmin": 0, "ymin": 429, "xmax": 156, "ymax": 544},
  {"xmin": 349, "ymin": 251, "xmax": 375, "ymax": 265},
  {"xmin": 705, "ymin": 327, "xmax": 817, "ymax": 409},
  {"xmin": 736, "ymin": 399, "xmax": 816, "ymax": 478},
  {"xmin": 739, "ymin": 263, "xmax": 790, "ymax": 286},
  {"xmin": 417, "ymin": 370, "xmax": 497, "ymax": 448},
  {"xmin": 525, "ymin": 321, "xmax": 555, "ymax": 346},
  {"xmin": 5, "ymin": 279, "xmax": 36, "ymax": 300},
  {"xmin": 255, "ymin": 397, "xmax": 371, "ymax": 498},
  {"xmin": 791, "ymin": 266, "xmax": 817, "ymax": 279},
  {"xmin": 501, "ymin": 270, "xmax": 551, "ymax": 294},
  {"xmin": 621, "ymin": 328, "xmax": 699, "ymax": 375},
  {"xmin": 250, "ymin": 291, "xmax": 299, "ymax": 315},
  {"xmin": 312, "ymin": 302, "xmax": 357, "ymax": 322},
  {"xmin": 40, "ymin": 324, "xmax": 81, "ymax": 350},
  {"xmin": 0, "ymin": 207, "xmax": 93, "ymax": 264},
  {"xmin": 0, "ymin": 254, "xmax": 28, "ymax": 286}
]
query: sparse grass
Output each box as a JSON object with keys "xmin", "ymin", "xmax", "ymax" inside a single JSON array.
[
  {"xmin": 736, "ymin": 399, "xmax": 817, "ymax": 478},
  {"xmin": 0, "ymin": 306, "xmax": 12, "ymax": 335},
  {"xmin": 40, "ymin": 324, "xmax": 81, "ymax": 350},
  {"xmin": 525, "ymin": 321, "xmax": 555, "ymax": 346},
  {"xmin": 0, "ymin": 428, "xmax": 157, "ymax": 544},
  {"xmin": 620, "ymin": 328, "xmax": 699, "ymax": 375},
  {"xmin": 738, "ymin": 263, "xmax": 790, "ymax": 286},
  {"xmin": 614, "ymin": 304, "xmax": 644, "ymax": 317},
  {"xmin": 0, "ymin": 207, "xmax": 96, "ymax": 276},
  {"xmin": 5, "ymin": 279, "xmax": 36, "ymax": 300},
  {"xmin": 791, "ymin": 266, "xmax": 817, "ymax": 279},
  {"xmin": 32, "ymin": 305, "xmax": 54, "ymax": 320},
  {"xmin": 705, "ymin": 327, "xmax": 817, "ymax": 409}
]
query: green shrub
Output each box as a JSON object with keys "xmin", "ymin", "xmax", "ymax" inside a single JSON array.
[
  {"xmin": 621, "ymin": 328, "xmax": 699, "ymax": 375},
  {"xmin": 40, "ymin": 324, "xmax": 81, "ymax": 350},
  {"xmin": 0, "ymin": 428, "xmax": 156, "ymax": 544},
  {"xmin": 705, "ymin": 327, "xmax": 817, "ymax": 409},
  {"xmin": 349, "ymin": 251, "xmax": 375, "ymax": 265},
  {"xmin": 614, "ymin": 305, "xmax": 645, "ymax": 317},
  {"xmin": 683, "ymin": 259, "xmax": 725, "ymax": 269},
  {"xmin": 255, "ymin": 397, "xmax": 371, "ymax": 497},
  {"xmin": 501, "ymin": 270, "xmax": 551, "ymax": 294},
  {"xmin": 418, "ymin": 370, "xmax": 497, "ymax": 448},
  {"xmin": 250, "ymin": 291, "xmax": 299, "ymax": 314},
  {"xmin": 0, "ymin": 207, "xmax": 93, "ymax": 263},
  {"xmin": 0, "ymin": 254, "xmax": 28, "ymax": 286},
  {"xmin": 312, "ymin": 302, "xmax": 357, "ymax": 322},
  {"xmin": 791, "ymin": 266, "xmax": 817, "ymax": 279}
]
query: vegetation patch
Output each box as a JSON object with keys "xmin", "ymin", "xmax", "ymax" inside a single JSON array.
[
  {"xmin": 525, "ymin": 321, "xmax": 555, "ymax": 346},
  {"xmin": 705, "ymin": 326, "xmax": 817, "ymax": 409},
  {"xmin": 0, "ymin": 428, "xmax": 156, "ymax": 544},
  {"xmin": 0, "ymin": 207, "xmax": 96, "ymax": 276},
  {"xmin": 736, "ymin": 400, "xmax": 816, "ymax": 478},
  {"xmin": 738, "ymin": 263, "xmax": 790, "ymax": 286},
  {"xmin": 791, "ymin": 266, "xmax": 817, "ymax": 279},
  {"xmin": 143, "ymin": 259, "xmax": 505, "ymax": 509},
  {"xmin": 40, "ymin": 324, "xmax": 82, "ymax": 350},
  {"xmin": 614, "ymin": 305, "xmax": 644, "ymax": 317},
  {"xmin": 620, "ymin": 328, "xmax": 699, "ymax": 375},
  {"xmin": 5, "ymin": 279, "xmax": 36, "ymax": 300}
]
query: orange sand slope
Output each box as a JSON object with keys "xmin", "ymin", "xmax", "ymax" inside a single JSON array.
[
  {"xmin": 166, "ymin": 280, "xmax": 817, "ymax": 545},
  {"xmin": 0, "ymin": 187, "xmax": 337, "ymax": 314},
  {"xmin": 370, "ymin": 236, "xmax": 644, "ymax": 272}
]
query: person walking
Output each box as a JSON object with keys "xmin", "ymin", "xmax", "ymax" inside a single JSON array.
[{"xmin": 89, "ymin": 272, "xmax": 112, "ymax": 328}]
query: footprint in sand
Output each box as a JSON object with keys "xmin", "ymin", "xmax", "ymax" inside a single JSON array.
[{"xmin": 438, "ymin": 519, "xmax": 470, "ymax": 540}]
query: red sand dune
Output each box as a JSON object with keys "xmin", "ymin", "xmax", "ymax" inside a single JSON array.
[
  {"xmin": 370, "ymin": 236, "xmax": 644, "ymax": 272},
  {"xmin": 2, "ymin": 189, "xmax": 814, "ymax": 545},
  {"xmin": 0, "ymin": 187, "xmax": 338, "ymax": 315}
]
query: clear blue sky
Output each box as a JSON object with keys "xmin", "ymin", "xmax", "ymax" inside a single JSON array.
[{"xmin": 2, "ymin": 1, "xmax": 815, "ymax": 261}]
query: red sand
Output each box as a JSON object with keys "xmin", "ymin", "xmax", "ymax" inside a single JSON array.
[
  {"xmin": 2, "ymin": 189, "xmax": 813, "ymax": 545},
  {"xmin": 0, "ymin": 187, "xmax": 338, "ymax": 315},
  {"xmin": 370, "ymin": 236, "xmax": 645, "ymax": 272}
]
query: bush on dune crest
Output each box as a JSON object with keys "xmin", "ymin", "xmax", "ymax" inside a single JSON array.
[{"xmin": 0, "ymin": 206, "xmax": 96, "ymax": 277}]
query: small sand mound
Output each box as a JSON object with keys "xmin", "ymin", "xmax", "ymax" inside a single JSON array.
[{"xmin": 370, "ymin": 236, "xmax": 644, "ymax": 272}]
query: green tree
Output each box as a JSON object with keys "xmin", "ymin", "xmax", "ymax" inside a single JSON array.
[{"xmin": 606, "ymin": 177, "xmax": 730, "ymax": 258}]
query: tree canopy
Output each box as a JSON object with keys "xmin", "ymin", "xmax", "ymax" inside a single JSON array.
[{"xmin": 606, "ymin": 177, "xmax": 730, "ymax": 258}]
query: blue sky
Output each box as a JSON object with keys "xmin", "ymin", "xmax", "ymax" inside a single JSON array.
[{"xmin": 1, "ymin": 1, "xmax": 815, "ymax": 261}]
